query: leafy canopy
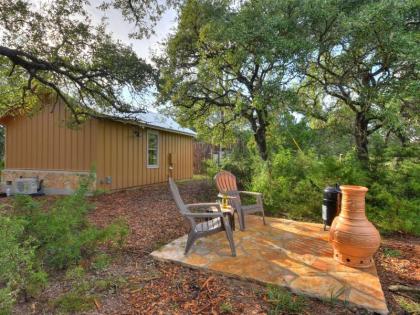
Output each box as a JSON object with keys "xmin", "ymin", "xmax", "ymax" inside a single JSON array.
[
  {"xmin": 158, "ymin": 0, "xmax": 419, "ymax": 164},
  {"xmin": 0, "ymin": 0, "xmax": 156, "ymax": 120},
  {"xmin": 298, "ymin": 0, "xmax": 419, "ymax": 162},
  {"xmin": 157, "ymin": 0, "xmax": 310, "ymax": 160}
]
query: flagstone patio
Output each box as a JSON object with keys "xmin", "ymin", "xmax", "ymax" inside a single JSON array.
[{"xmin": 151, "ymin": 215, "xmax": 388, "ymax": 314}]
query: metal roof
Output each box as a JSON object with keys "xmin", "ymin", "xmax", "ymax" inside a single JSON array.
[{"xmin": 97, "ymin": 111, "xmax": 197, "ymax": 137}]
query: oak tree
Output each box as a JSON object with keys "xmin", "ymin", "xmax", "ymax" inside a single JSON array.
[
  {"xmin": 157, "ymin": 0, "xmax": 309, "ymax": 161},
  {"xmin": 300, "ymin": 0, "xmax": 419, "ymax": 164},
  {"xmin": 0, "ymin": 0, "xmax": 156, "ymax": 120}
]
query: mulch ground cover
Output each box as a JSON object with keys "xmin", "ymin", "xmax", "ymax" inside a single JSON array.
[
  {"xmin": 374, "ymin": 235, "xmax": 420, "ymax": 314},
  {"xmin": 8, "ymin": 179, "xmax": 420, "ymax": 314}
]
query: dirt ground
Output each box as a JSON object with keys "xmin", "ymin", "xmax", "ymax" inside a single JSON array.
[{"xmin": 11, "ymin": 179, "xmax": 420, "ymax": 314}]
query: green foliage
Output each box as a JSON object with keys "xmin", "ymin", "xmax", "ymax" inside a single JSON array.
[
  {"xmin": 382, "ymin": 248, "xmax": 402, "ymax": 258},
  {"xmin": 395, "ymin": 296, "xmax": 420, "ymax": 315},
  {"xmin": 158, "ymin": 0, "xmax": 310, "ymax": 160},
  {"xmin": 219, "ymin": 301, "xmax": 233, "ymax": 313},
  {"xmin": 266, "ymin": 285, "xmax": 306, "ymax": 315},
  {"xmin": 102, "ymin": 218, "xmax": 129, "ymax": 249},
  {"xmin": 92, "ymin": 254, "xmax": 111, "ymax": 271},
  {"xmin": 367, "ymin": 159, "xmax": 420, "ymax": 235},
  {"xmin": 65, "ymin": 266, "xmax": 86, "ymax": 281},
  {"xmin": 93, "ymin": 276, "xmax": 127, "ymax": 293},
  {"xmin": 53, "ymin": 292, "xmax": 95, "ymax": 313},
  {"xmin": 299, "ymin": 0, "xmax": 419, "ymax": 163},
  {"xmin": 220, "ymin": 127, "xmax": 419, "ymax": 236},
  {"xmin": 203, "ymin": 159, "xmax": 221, "ymax": 180},
  {"xmin": 0, "ymin": 216, "xmax": 47, "ymax": 314},
  {"xmin": 91, "ymin": 188, "xmax": 110, "ymax": 197},
  {"xmin": 248, "ymin": 148, "xmax": 420, "ymax": 235},
  {"xmin": 251, "ymin": 150, "xmax": 365, "ymax": 220},
  {"xmin": 11, "ymin": 179, "xmax": 128, "ymax": 270},
  {"xmin": 0, "ymin": 178, "xmax": 128, "ymax": 313},
  {"xmin": 160, "ymin": 0, "xmax": 419, "ymax": 233},
  {"xmin": 0, "ymin": 0, "xmax": 156, "ymax": 116},
  {"xmin": 204, "ymin": 132, "xmax": 255, "ymax": 186},
  {"xmin": 54, "ymin": 273, "xmax": 128, "ymax": 313},
  {"xmin": 326, "ymin": 286, "xmax": 347, "ymax": 306}
]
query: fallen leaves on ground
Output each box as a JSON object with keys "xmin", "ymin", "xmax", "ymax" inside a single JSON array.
[
  {"xmin": 375, "ymin": 234, "xmax": 420, "ymax": 314},
  {"xmin": 7, "ymin": 179, "xmax": 420, "ymax": 314},
  {"xmin": 127, "ymin": 262, "xmax": 268, "ymax": 314}
]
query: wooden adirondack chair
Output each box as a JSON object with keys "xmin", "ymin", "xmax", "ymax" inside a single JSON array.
[
  {"xmin": 214, "ymin": 171, "xmax": 266, "ymax": 231},
  {"xmin": 168, "ymin": 177, "xmax": 236, "ymax": 256}
]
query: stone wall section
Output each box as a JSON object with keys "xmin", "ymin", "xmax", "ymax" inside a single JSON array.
[{"xmin": 1, "ymin": 169, "xmax": 96, "ymax": 195}]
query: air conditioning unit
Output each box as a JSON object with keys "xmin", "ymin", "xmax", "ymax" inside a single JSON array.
[{"xmin": 14, "ymin": 177, "xmax": 39, "ymax": 195}]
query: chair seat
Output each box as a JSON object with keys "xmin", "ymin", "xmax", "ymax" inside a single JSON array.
[
  {"xmin": 195, "ymin": 218, "xmax": 222, "ymax": 232},
  {"xmin": 241, "ymin": 204, "xmax": 263, "ymax": 213}
]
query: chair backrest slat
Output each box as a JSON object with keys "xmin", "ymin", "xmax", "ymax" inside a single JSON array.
[
  {"xmin": 215, "ymin": 171, "xmax": 241, "ymax": 207},
  {"xmin": 168, "ymin": 177, "xmax": 188, "ymax": 214},
  {"xmin": 215, "ymin": 171, "xmax": 238, "ymax": 192}
]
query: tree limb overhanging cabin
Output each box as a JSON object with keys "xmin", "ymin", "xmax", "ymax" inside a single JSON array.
[{"xmin": 0, "ymin": 101, "xmax": 195, "ymax": 194}]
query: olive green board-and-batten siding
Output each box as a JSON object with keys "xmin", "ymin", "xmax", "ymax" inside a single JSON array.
[{"xmin": 1, "ymin": 102, "xmax": 193, "ymax": 190}]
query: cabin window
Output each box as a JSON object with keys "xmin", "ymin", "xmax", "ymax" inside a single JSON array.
[{"xmin": 147, "ymin": 131, "xmax": 159, "ymax": 168}]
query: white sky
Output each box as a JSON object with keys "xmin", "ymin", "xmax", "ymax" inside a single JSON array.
[
  {"xmin": 87, "ymin": 1, "xmax": 177, "ymax": 61},
  {"xmin": 89, "ymin": 2, "xmax": 177, "ymax": 112},
  {"xmin": 26, "ymin": 0, "xmax": 178, "ymax": 111}
]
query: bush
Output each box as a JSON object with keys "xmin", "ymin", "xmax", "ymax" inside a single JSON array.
[
  {"xmin": 53, "ymin": 291, "xmax": 95, "ymax": 313},
  {"xmin": 367, "ymin": 159, "xmax": 420, "ymax": 235},
  {"xmin": 0, "ymin": 216, "xmax": 47, "ymax": 314},
  {"xmin": 12, "ymin": 181, "xmax": 128, "ymax": 270},
  {"xmin": 0, "ymin": 177, "xmax": 129, "ymax": 313},
  {"xmin": 266, "ymin": 285, "xmax": 306, "ymax": 314},
  {"xmin": 204, "ymin": 155, "xmax": 254, "ymax": 189},
  {"xmin": 249, "ymin": 149, "xmax": 419, "ymax": 235},
  {"xmin": 203, "ymin": 158, "xmax": 221, "ymax": 180}
]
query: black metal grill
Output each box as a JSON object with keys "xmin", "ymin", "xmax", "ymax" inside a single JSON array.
[{"xmin": 322, "ymin": 184, "xmax": 341, "ymax": 230}]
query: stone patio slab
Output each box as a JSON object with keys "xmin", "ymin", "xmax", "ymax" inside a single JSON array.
[{"xmin": 151, "ymin": 215, "xmax": 388, "ymax": 314}]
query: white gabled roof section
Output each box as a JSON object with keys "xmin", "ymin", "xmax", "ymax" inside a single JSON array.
[
  {"xmin": 100, "ymin": 111, "xmax": 197, "ymax": 137},
  {"xmin": 129, "ymin": 112, "xmax": 196, "ymax": 137}
]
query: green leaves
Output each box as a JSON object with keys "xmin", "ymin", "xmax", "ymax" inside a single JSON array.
[
  {"xmin": 299, "ymin": 0, "xmax": 419, "ymax": 162},
  {"xmin": 0, "ymin": 0, "xmax": 155, "ymax": 118},
  {"xmin": 0, "ymin": 177, "xmax": 129, "ymax": 313},
  {"xmin": 158, "ymin": 0, "xmax": 310, "ymax": 160},
  {"xmin": 0, "ymin": 215, "xmax": 47, "ymax": 314}
]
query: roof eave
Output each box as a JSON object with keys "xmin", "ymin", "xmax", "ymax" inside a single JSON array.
[{"xmin": 95, "ymin": 116, "xmax": 197, "ymax": 138}]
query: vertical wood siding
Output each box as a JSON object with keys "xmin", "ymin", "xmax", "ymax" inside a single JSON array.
[
  {"xmin": 4, "ymin": 103, "xmax": 96, "ymax": 171},
  {"xmin": 95, "ymin": 119, "xmax": 193, "ymax": 190},
  {"xmin": 3, "ymin": 102, "xmax": 194, "ymax": 190}
]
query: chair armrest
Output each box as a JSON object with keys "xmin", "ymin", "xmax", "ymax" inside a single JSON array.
[
  {"xmin": 186, "ymin": 202, "xmax": 220, "ymax": 209},
  {"xmin": 239, "ymin": 191, "xmax": 262, "ymax": 196},
  {"xmin": 184, "ymin": 212, "xmax": 223, "ymax": 218},
  {"xmin": 239, "ymin": 191, "xmax": 263, "ymax": 206}
]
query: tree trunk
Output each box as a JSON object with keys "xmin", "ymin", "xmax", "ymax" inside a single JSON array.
[
  {"xmin": 253, "ymin": 125, "xmax": 268, "ymax": 161},
  {"xmin": 354, "ymin": 112, "xmax": 369, "ymax": 165}
]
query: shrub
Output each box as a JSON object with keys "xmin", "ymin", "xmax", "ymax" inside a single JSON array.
[
  {"xmin": 53, "ymin": 291, "xmax": 95, "ymax": 313},
  {"xmin": 382, "ymin": 248, "xmax": 402, "ymax": 258},
  {"xmin": 266, "ymin": 285, "xmax": 306, "ymax": 314},
  {"xmin": 12, "ymin": 182, "xmax": 129, "ymax": 270},
  {"xmin": 0, "ymin": 216, "xmax": 47, "ymax": 314},
  {"xmin": 92, "ymin": 253, "xmax": 111, "ymax": 271},
  {"xmin": 65, "ymin": 266, "xmax": 86, "ymax": 281},
  {"xmin": 204, "ymin": 158, "xmax": 221, "ymax": 180},
  {"xmin": 219, "ymin": 301, "xmax": 233, "ymax": 313},
  {"xmin": 0, "ymin": 176, "xmax": 129, "ymax": 313},
  {"xmin": 395, "ymin": 296, "xmax": 420, "ymax": 314},
  {"xmin": 249, "ymin": 148, "xmax": 419, "ymax": 235}
]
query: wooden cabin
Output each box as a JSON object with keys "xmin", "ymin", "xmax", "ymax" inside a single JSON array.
[{"xmin": 0, "ymin": 101, "xmax": 195, "ymax": 194}]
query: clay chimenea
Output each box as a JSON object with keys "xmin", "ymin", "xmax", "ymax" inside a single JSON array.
[{"xmin": 329, "ymin": 185, "xmax": 380, "ymax": 268}]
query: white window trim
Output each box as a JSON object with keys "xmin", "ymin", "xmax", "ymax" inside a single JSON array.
[{"xmin": 147, "ymin": 130, "xmax": 159, "ymax": 168}]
